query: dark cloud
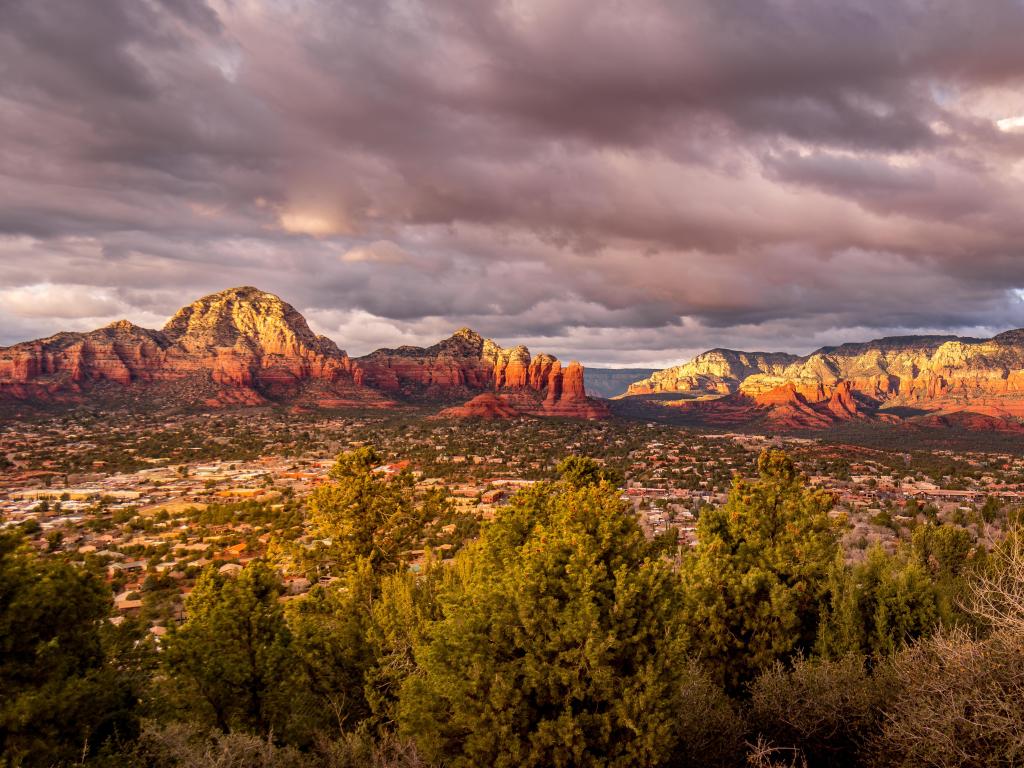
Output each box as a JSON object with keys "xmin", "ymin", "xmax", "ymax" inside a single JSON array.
[{"xmin": 2, "ymin": 0, "xmax": 1024, "ymax": 365}]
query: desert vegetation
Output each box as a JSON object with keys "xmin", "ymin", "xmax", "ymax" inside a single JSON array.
[{"xmin": 2, "ymin": 449, "xmax": 1022, "ymax": 766}]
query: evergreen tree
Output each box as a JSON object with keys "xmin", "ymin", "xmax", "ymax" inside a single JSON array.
[
  {"xmin": 0, "ymin": 531, "xmax": 136, "ymax": 765},
  {"xmin": 911, "ymin": 523, "xmax": 974, "ymax": 580},
  {"xmin": 556, "ymin": 455, "xmax": 623, "ymax": 490},
  {"xmin": 817, "ymin": 546, "xmax": 942, "ymax": 659},
  {"xmin": 398, "ymin": 480, "xmax": 689, "ymax": 767},
  {"xmin": 164, "ymin": 562, "xmax": 294, "ymax": 737},
  {"xmin": 286, "ymin": 560, "xmax": 377, "ymax": 737},
  {"xmin": 680, "ymin": 449, "xmax": 839, "ymax": 689},
  {"xmin": 364, "ymin": 559, "xmax": 446, "ymax": 728},
  {"xmin": 306, "ymin": 447, "xmax": 443, "ymax": 576}
]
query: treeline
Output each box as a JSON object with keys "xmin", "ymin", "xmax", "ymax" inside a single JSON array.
[{"xmin": 2, "ymin": 449, "xmax": 1023, "ymax": 766}]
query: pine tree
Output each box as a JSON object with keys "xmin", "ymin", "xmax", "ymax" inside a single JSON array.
[
  {"xmin": 164, "ymin": 561, "xmax": 294, "ymax": 736},
  {"xmin": 0, "ymin": 531, "xmax": 136, "ymax": 765},
  {"xmin": 817, "ymin": 546, "xmax": 941, "ymax": 659},
  {"xmin": 398, "ymin": 478, "xmax": 690, "ymax": 767},
  {"xmin": 680, "ymin": 449, "xmax": 839, "ymax": 689},
  {"xmin": 306, "ymin": 448, "xmax": 442, "ymax": 576}
]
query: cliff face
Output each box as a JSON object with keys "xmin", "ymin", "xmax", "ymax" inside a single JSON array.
[
  {"xmin": 353, "ymin": 328, "xmax": 496, "ymax": 396},
  {"xmin": 626, "ymin": 349, "xmax": 799, "ymax": 395},
  {"xmin": 354, "ymin": 329, "xmax": 609, "ymax": 419},
  {"xmin": 0, "ymin": 321, "xmax": 170, "ymax": 401},
  {"xmin": 0, "ymin": 287, "xmax": 379, "ymax": 407},
  {"xmin": 622, "ymin": 330, "xmax": 1024, "ymax": 428},
  {"xmin": 159, "ymin": 287, "xmax": 360, "ymax": 401},
  {"xmin": 0, "ymin": 287, "xmax": 607, "ymax": 418}
]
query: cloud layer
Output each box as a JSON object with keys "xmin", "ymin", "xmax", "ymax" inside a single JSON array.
[{"xmin": 2, "ymin": 0, "xmax": 1024, "ymax": 366}]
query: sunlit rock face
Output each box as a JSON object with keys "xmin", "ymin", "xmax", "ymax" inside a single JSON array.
[
  {"xmin": 0, "ymin": 287, "xmax": 380, "ymax": 408},
  {"xmin": 436, "ymin": 392, "xmax": 522, "ymax": 420},
  {"xmin": 355, "ymin": 329, "xmax": 610, "ymax": 419},
  {"xmin": 0, "ymin": 320, "xmax": 170, "ymax": 401},
  {"xmin": 621, "ymin": 330, "xmax": 1024, "ymax": 429},
  {"xmin": 0, "ymin": 286, "xmax": 608, "ymax": 419},
  {"xmin": 627, "ymin": 349, "xmax": 800, "ymax": 396}
]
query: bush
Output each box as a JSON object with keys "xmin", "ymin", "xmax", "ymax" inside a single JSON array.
[
  {"xmin": 749, "ymin": 654, "xmax": 893, "ymax": 768},
  {"xmin": 666, "ymin": 660, "xmax": 746, "ymax": 768},
  {"xmin": 874, "ymin": 628, "xmax": 1024, "ymax": 766},
  {"xmin": 122, "ymin": 722, "xmax": 307, "ymax": 768}
]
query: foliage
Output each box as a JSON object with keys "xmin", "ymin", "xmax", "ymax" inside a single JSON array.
[
  {"xmin": 875, "ymin": 627, "xmax": 1024, "ymax": 767},
  {"xmin": 121, "ymin": 721, "xmax": 307, "ymax": 768},
  {"xmin": 817, "ymin": 546, "xmax": 943, "ymax": 659},
  {"xmin": 663, "ymin": 660, "xmax": 746, "ymax": 768},
  {"xmin": 364, "ymin": 561, "xmax": 446, "ymax": 728},
  {"xmin": 556, "ymin": 455, "xmax": 623, "ymax": 489},
  {"xmin": 0, "ymin": 531, "xmax": 136, "ymax": 766},
  {"xmin": 163, "ymin": 562, "xmax": 294, "ymax": 737},
  {"xmin": 911, "ymin": 523, "xmax": 976, "ymax": 579},
  {"xmin": 8, "ymin": 443, "xmax": 1024, "ymax": 767},
  {"xmin": 285, "ymin": 562, "xmax": 377, "ymax": 738},
  {"xmin": 306, "ymin": 448, "xmax": 445, "ymax": 576},
  {"xmin": 871, "ymin": 532, "xmax": 1024, "ymax": 766},
  {"xmin": 749, "ymin": 654, "xmax": 895, "ymax": 768},
  {"xmin": 398, "ymin": 480, "xmax": 687, "ymax": 767},
  {"xmin": 679, "ymin": 450, "xmax": 839, "ymax": 689}
]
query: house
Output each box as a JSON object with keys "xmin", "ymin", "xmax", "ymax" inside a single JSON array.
[
  {"xmin": 114, "ymin": 591, "xmax": 144, "ymax": 614},
  {"xmin": 108, "ymin": 560, "xmax": 147, "ymax": 578}
]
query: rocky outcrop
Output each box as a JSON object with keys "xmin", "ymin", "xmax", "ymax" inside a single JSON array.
[
  {"xmin": 0, "ymin": 287, "xmax": 385, "ymax": 408},
  {"xmin": 0, "ymin": 287, "xmax": 607, "ymax": 419},
  {"xmin": 621, "ymin": 329, "xmax": 1024, "ymax": 429},
  {"xmin": 436, "ymin": 393, "xmax": 522, "ymax": 420},
  {"xmin": 354, "ymin": 330, "xmax": 609, "ymax": 418},
  {"xmin": 353, "ymin": 328, "xmax": 495, "ymax": 396},
  {"xmin": 626, "ymin": 349, "xmax": 799, "ymax": 395},
  {"xmin": 159, "ymin": 286, "xmax": 362, "ymax": 401},
  {"xmin": 0, "ymin": 321, "xmax": 170, "ymax": 402}
]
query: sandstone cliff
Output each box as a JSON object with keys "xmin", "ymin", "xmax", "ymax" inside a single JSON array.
[
  {"xmin": 622, "ymin": 330, "xmax": 1024, "ymax": 429},
  {"xmin": 0, "ymin": 287, "xmax": 607, "ymax": 418},
  {"xmin": 0, "ymin": 320, "xmax": 170, "ymax": 402},
  {"xmin": 626, "ymin": 349, "xmax": 799, "ymax": 396},
  {"xmin": 354, "ymin": 329, "xmax": 609, "ymax": 419},
  {"xmin": 0, "ymin": 287, "xmax": 383, "ymax": 408}
]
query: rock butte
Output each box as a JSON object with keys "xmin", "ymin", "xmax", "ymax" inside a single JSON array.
[
  {"xmin": 0, "ymin": 286, "xmax": 608, "ymax": 420},
  {"xmin": 621, "ymin": 331, "xmax": 1024, "ymax": 430},
  {"xmin": 354, "ymin": 328, "xmax": 608, "ymax": 419}
]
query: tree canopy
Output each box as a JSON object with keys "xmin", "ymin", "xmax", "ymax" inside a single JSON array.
[
  {"xmin": 0, "ymin": 531, "xmax": 136, "ymax": 766},
  {"xmin": 679, "ymin": 449, "xmax": 840, "ymax": 689},
  {"xmin": 398, "ymin": 480, "xmax": 690, "ymax": 767}
]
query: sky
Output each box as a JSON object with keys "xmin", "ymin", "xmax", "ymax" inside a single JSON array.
[{"xmin": 3, "ymin": 0, "xmax": 1024, "ymax": 368}]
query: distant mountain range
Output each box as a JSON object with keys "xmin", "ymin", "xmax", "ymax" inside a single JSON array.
[
  {"xmin": 617, "ymin": 332, "xmax": 1024, "ymax": 432},
  {"xmin": 0, "ymin": 287, "xmax": 608, "ymax": 419},
  {"xmin": 5, "ymin": 286, "xmax": 1024, "ymax": 432},
  {"xmin": 582, "ymin": 368, "xmax": 658, "ymax": 398}
]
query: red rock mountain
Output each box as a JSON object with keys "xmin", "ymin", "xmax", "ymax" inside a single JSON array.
[
  {"xmin": 355, "ymin": 328, "xmax": 609, "ymax": 419},
  {"xmin": 621, "ymin": 331, "xmax": 1024, "ymax": 430},
  {"xmin": 0, "ymin": 287, "xmax": 606, "ymax": 418},
  {"xmin": 0, "ymin": 287, "xmax": 380, "ymax": 408}
]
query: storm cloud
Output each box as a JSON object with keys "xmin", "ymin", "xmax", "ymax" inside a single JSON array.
[{"xmin": 2, "ymin": 0, "xmax": 1024, "ymax": 366}]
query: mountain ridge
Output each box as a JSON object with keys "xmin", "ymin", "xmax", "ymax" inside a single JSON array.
[
  {"xmin": 622, "ymin": 329, "xmax": 1024, "ymax": 430},
  {"xmin": 0, "ymin": 287, "xmax": 607, "ymax": 419}
]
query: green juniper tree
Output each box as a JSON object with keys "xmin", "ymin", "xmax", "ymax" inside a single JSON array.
[
  {"xmin": 817, "ymin": 546, "xmax": 946, "ymax": 660},
  {"xmin": 306, "ymin": 448, "xmax": 444, "ymax": 576},
  {"xmin": 679, "ymin": 450, "xmax": 839, "ymax": 690},
  {"xmin": 0, "ymin": 531, "xmax": 136, "ymax": 766},
  {"xmin": 397, "ymin": 474, "xmax": 696, "ymax": 767},
  {"xmin": 163, "ymin": 562, "xmax": 295, "ymax": 737}
]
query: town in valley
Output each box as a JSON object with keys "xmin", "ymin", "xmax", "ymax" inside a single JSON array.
[{"xmin": 4, "ymin": 404, "xmax": 1022, "ymax": 639}]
